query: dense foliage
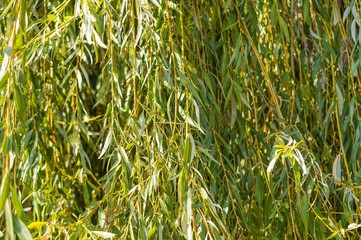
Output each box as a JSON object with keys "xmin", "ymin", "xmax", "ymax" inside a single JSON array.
[{"xmin": 1, "ymin": 0, "xmax": 361, "ymax": 239}]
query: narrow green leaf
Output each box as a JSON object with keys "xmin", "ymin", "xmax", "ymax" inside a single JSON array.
[
  {"xmin": 150, "ymin": 0, "xmax": 161, "ymax": 8},
  {"xmin": 99, "ymin": 132, "xmax": 111, "ymax": 159},
  {"xmin": 233, "ymin": 82, "xmax": 251, "ymax": 110},
  {"xmin": 200, "ymin": 187, "xmax": 208, "ymax": 200},
  {"xmin": 191, "ymin": 99, "xmax": 201, "ymax": 126},
  {"xmin": 183, "ymin": 134, "xmax": 195, "ymax": 167},
  {"xmin": 20, "ymin": 0, "xmax": 26, "ymax": 33},
  {"xmin": 0, "ymin": 171, "xmax": 10, "ymax": 212},
  {"xmin": 14, "ymin": 84, "xmax": 26, "ymax": 123},
  {"xmin": 60, "ymin": 49, "xmax": 78, "ymax": 68},
  {"xmin": 178, "ymin": 169, "xmax": 187, "ymax": 205},
  {"xmin": 351, "ymin": 19, "xmax": 357, "ymax": 43},
  {"xmin": 79, "ymin": 64, "xmax": 91, "ymax": 87},
  {"xmin": 335, "ymin": 83, "xmax": 344, "ymax": 116},
  {"xmin": 178, "ymin": 106, "xmax": 204, "ymax": 134},
  {"xmin": 10, "ymin": 186, "xmax": 23, "ymax": 219},
  {"xmin": 332, "ymin": 154, "xmax": 342, "ymax": 183},
  {"xmin": 185, "ymin": 188, "xmax": 192, "ymax": 240},
  {"xmin": 311, "ymin": 57, "xmax": 322, "ymax": 80},
  {"xmin": 228, "ymin": 38, "xmax": 241, "ymax": 67},
  {"xmin": 139, "ymin": 112, "xmax": 145, "ymax": 136},
  {"xmin": 0, "ymin": 0, "xmax": 15, "ymax": 19},
  {"xmin": 5, "ymin": 201, "xmax": 15, "ymax": 240},
  {"xmin": 271, "ymin": 3, "xmax": 277, "ymax": 25},
  {"xmin": 13, "ymin": 215, "xmax": 33, "ymax": 240},
  {"xmin": 140, "ymin": 219, "xmax": 147, "ymax": 240},
  {"xmin": 255, "ymin": 174, "xmax": 263, "ymax": 206},
  {"xmin": 83, "ymin": 182, "xmax": 90, "ymax": 206},
  {"xmin": 0, "ymin": 70, "xmax": 9, "ymax": 91},
  {"xmin": 22, "ymin": 129, "xmax": 34, "ymax": 149},
  {"xmin": 327, "ymin": 230, "xmax": 340, "ymax": 239},
  {"xmin": 279, "ymin": 16, "xmax": 290, "ymax": 42},
  {"xmin": 300, "ymin": 194, "xmax": 309, "ymax": 228},
  {"xmin": 231, "ymin": 96, "xmax": 237, "ymax": 126},
  {"xmin": 147, "ymin": 225, "xmax": 157, "ymax": 239},
  {"xmin": 303, "ymin": 0, "xmax": 311, "ymax": 25},
  {"xmin": 343, "ymin": 4, "xmax": 352, "ymax": 22},
  {"xmin": 76, "ymin": 68, "xmax": 83, "ymax": 90},
  {"xmin": 120, "ymin": 147, "xmax": 132, "ymax": 172}
]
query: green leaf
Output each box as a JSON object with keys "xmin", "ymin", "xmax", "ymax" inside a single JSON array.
[
  {"xmin": 303, "ymin": 0, "xmax": 311, "ymax": 25},
  {"xmin": 327, "ymin": 230, "xmax": 340, "ymax": 239},
  {"xmin": 332, "ymin": 154, "xmax": 342, "ymax": 183},
  {"xmin": 79, "ymin": 63, "xmax": 91, "ymax": 87},
  {"xmin": 99, "ymin": 132, "xmax": 112, "ymax": 159},
  {"xmin": 0, "ymin": 70, "xmax": 9, "ymax": 91},
  {"xmin": 14, "ymin": 215, "xmax": 33, "ymax": 240},
  {"xmin": 342, "ymin": 4, "xmax": 352, "ymax": 22},
  {"xmin": 255, "ymin": 174, "xmax": 263, "ymax": 206},
  {"xmin": 0, "ymin": 171, "xmax": 10, "ymax": 212},
  {"xmin": 178, "ymin": 106, "xmax": 204, "ymax": 134},
  {"xmin": 147, "ymin": 225, "xmax": 157, "ymax": 239},
  {"xmin": 20, "ymin": 0, "xmax": 26, "ymax": 33},
  {"xmin": 14, "ymin": 83, "xmax": 26, "ymax": 123},
  {"xmin": 27, "ymin": 221, "xmax": 48, "ymax": 229},
  {"xmin": 10, "ymin": 186, "xmax": 24, "ymax": 219},
  {"xmin": 200, "ymin": 187, "xmax": 208, "ymax": 200},
  {"xmin": 5, "ymin": 201, "xmax": 15, "ymax": 240},
  {"xmin": 279, "ymin": 16, "xmax": 290, "ymax": 42},
  {"xmin": 300, "ymin": 194, "xmax": 309, "ymax": 228},
  {"xmin": 183, "ymin": 134, "xmax": 195, "ymax": 167},
  {"xmin": 271, "ymin": 3, "xmax": 277, "ymax": 25},
  {"xmin": 351, "ymin": 19, "xmax": 357, "ymax": 43},
  {"xmin": 335, "ymin": 83, "xmax": 344, "ymax": 116},
  {"xmin": 139, "ymin": 112, "xmax": 145, "ymax": 136},
  {"xmin": 140, "ymin": 219, "xmax": 147, "ymax": 240},
  {"xmin": 0, "ymin": 0, "xmax": 15, "ymax": 19},
  {"xmin": 178, "ymin": 169, "xmax": 187, "ymax": 205}
]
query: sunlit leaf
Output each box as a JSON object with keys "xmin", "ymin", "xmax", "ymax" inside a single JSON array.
[
  {"xmin": 27, "ymin": 222, "xmax": 48, "ymax": 229},
  {"xmin": 332, "ymin": 154, "xmax": 342, "ymax": 184},
  {"xmin": 5, "ymin": 201, "xmax": 15, "ymax": 240},
  {"xmin": 0, "ymin": 171, "xmax": 10, "ymax": 212},
  {"xmin": 99, "ymin": 132, "xmax": 111, "ymax": 159}
]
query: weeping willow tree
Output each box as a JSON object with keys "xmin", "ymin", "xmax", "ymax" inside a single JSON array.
[{"xmin": 1, "ymin": 0, "xmax": 361, "ymax": 239}]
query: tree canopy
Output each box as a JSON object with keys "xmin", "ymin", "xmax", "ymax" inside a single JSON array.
[{"xmin": 1, "ymin": 0, "xmax": 361, "ymax": 239}]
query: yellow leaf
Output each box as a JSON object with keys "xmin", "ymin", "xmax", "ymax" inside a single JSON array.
[{"xmin": 27, "ymin": 221, "xmax": 47, "ymax": 229}]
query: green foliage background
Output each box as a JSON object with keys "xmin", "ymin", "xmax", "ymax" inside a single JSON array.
[{"xmin": 1, "ymin": 0, "xmax": 361, "ymax": 239}]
